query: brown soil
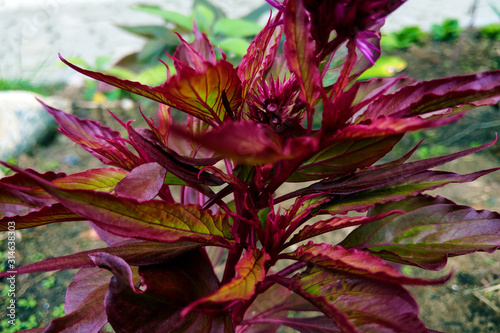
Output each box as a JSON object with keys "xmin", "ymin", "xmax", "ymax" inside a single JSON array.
[{"xmin": 2, "ymin": 28, "xmax": 500, "ymax": 332}]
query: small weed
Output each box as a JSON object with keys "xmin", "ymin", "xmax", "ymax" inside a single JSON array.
[{"xmin": 41, "ymin": 276, "xmax": 56, "ymax": 290}]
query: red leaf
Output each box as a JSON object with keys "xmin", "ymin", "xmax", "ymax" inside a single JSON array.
[
  {"xmin": 179, "ymin": 121, "xmax": 316, "ymax": 165},
  {"xmin": 41, "ymin": 100, "xmax": 140, "ymax": 170},
  {"xmin": 285, "ymin": 242, "xmax": 449, "ymax": 285},
  {"xmin": 0, "ymin": 162, "xmax": 234, "ymax": 246},
  {"xmin": 60, "ymin": 55, "xmax": 242, "ymax": 126},
  {"xmin": 359, "ymin": 70, "xmax": 500, "ymax": 121},
  {"xmin": 115, "ymin": 162, "xmax": 166, "ymax": 202},
  {"xmin": 238, "ymin": 12, "xmax": 283, "ymax": 101},
  {"xmin": 182, "ymin": 248, "xmax": 270, "ymax": 315},
  {"xmin": 283, "ymin": 0, "xmax": 321, "ymax": 108}
]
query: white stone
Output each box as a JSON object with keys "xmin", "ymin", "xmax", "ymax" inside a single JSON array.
[{"xmin": 0, "ymin": 90, "xmax": 71, "ymax": 160}]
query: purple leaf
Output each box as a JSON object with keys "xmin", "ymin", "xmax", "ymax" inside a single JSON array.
[
  {"xmin": 289, "ymin": 135, "xmax": 402, "ymax": 182},
  {"xmin": 115, "ymin": 162, "xmax": 166, "ymax": 202},
  {"xmin": 127, "ymin": 126, "xmax": 223, "ymax": 186},
  {"xmin": 288, "ymin": 212, "xmax": 399, "ymax": 245},
  {"xmin": 0, "ymin": 182, "xmax": 56, "ymax": 218},
  {"xmin": 104, "ymin": 249, "xmax": 233, "ymax": 332},
  {"xmin": 240, "ymin": 283, "xmax": 292, "ymax": 333},
  {"xmin": 251, "ymin": 316, "xmax": 340, "ymax": 333},
  {"xmin": 301, "ymin": 139, "xmax": 497, "ymax": 195},
  {"xmin": 290, "ymin": 268, "xmax": 428, "ymax": 333},
  {"xmin": 0, "ymin": 240, "xmax": 200, "ymax": 278},
  {"xmin": 341, "ymin": 195, "xmax": 500, "ymax": 270},
  {"xmin": 44, "ymin": 268, "xmax": 110, "ymax": 332},
  {"xmin": 320, "ymin": 168, "xmax": 498, "ymax": 215}
]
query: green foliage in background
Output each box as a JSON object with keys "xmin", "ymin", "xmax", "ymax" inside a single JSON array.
[
  {"xmin": 381, "ymin": 26, "xmax": 427, "ymax": 50},
  {"xmin": 431, "ymin": 18, "xmax": 461, "ymax": 41},
  {"xmin": 116, "ymin": 0, "xmax": 271, "ymax": 71}
]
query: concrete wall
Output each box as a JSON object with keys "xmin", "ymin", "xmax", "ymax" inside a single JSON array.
[{"xmin": 1, "ymin": 0, "xmax": 498, "ymax": 84}]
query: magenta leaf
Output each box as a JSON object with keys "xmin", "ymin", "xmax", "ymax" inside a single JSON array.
[
  {"xmin": 0, "ymin": 168, "xmax": 65, "ymax": 187},
  {"xmin": 284, "ymin": 242, "xmax": 449, "ymax": 285},
  {"xmin": 104, "ymin": 249, "xmax": 233, "ymax": 332},
  {"xmin": 42, "ymin": 100, "xmax": 141, "ymax": 170},
  {"xmin": 341, "ymin": 195, "xmax": 500, "ymax": 270},
  {"xmin": 359, "ymin": 70, "xmax": 500, "ymax": 121},
  {"xmin": 290, "ymin": 268, "xmax": 428, "ymax": 333},
  {"xmin": 0, "ymin": 240, "xmax": 200, "ymax": 278},
  {"xmin": 115, "ymin": 162, "xmax": 166, "ymax": 201}
]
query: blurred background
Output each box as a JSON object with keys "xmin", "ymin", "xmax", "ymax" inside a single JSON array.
[{"xmin": 1, "ymin": 0, "xmax": 500, "ymax": 332}]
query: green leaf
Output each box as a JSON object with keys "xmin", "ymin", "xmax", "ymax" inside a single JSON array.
[
  {"xmin": 214, "ymin": 18, "xmax": 262, "ymax": 37},
  {"xmin": 131, "ymin": 5, "xmax": 193, "ymax": 31},
  {"xmin": 193, "ymin": 4, "xmax": 215, "ymax": 33},
  {"xmin": 117, "ymin": 25, "xmax": 173, "ymax": 40},
  {"xmin": 218, "ymin": 38, "xmax": 250, "ymax": 58}
]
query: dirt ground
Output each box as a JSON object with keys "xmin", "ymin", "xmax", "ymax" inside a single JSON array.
[{"xmin": 2, "ymin": 28, "xmax": 500, "ymax": 332}]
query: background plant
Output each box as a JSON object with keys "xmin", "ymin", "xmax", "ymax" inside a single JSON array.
[{"xmin": 2, "ymin": 0, "xmax": 500, "ymax": 332}]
